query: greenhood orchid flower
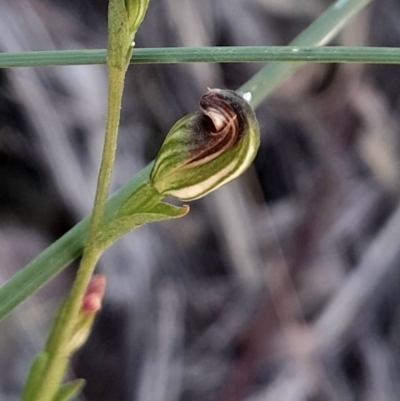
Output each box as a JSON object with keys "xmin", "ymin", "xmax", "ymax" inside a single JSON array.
[{"xmin": 150, "ymin": 88, "xmax": 260, "ymax": 201}]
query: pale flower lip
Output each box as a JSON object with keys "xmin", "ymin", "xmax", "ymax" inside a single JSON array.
[{"xmin": 150, "ymin": 88, "xmax": 260, "ymax": 201}]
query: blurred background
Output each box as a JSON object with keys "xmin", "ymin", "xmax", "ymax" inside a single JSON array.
[{"xmin": 1, "ymin": 0, "xmax": 400, "ymax": 400}]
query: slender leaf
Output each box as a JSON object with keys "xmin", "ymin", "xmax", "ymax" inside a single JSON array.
[{"xmin": 3, "ymin": 45, "xmax": 400, "ymax": 68}]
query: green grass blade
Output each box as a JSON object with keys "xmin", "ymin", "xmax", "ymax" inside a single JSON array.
[
  {"xmin": 0, "ymin": 50, "xmax": 106, "ymax": 68},
  {"xmin": 128, "ymin": 46, "xmax": 400, "ymax": 64},
  {"xmin": 3, "ymin": 46, "xmax": 400, "ymax": 68}
]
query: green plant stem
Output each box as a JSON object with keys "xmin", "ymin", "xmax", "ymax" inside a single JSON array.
[
  {"xmin": 29, "ymin": 57, "xmax": 129, "ymax": 400},
  {"xmin": 241, "ymin": 0, "xmax": 374, "ymax": 107},
  {"xmin": 89, "ymin": 68, "xmax": 126, "ymax": 239},
  {"xmin": 3, "ymin": 45, "xmax": 400, "ymax": 67}
]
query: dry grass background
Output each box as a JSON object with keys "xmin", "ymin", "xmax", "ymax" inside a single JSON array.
[{"xmin": 1, "ymin": 0, "xmax": 400, "ymax": 400}]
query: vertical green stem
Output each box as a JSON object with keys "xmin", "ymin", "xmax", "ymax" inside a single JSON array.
[
  {"xmin": 29, "ymin": 61, "xmax": 128, "ymax": 401},
  {"xmin": 24, "ymin": 0, "xmax": 147, "ymax": 396},
  {"xmin": 88, "ymin": 68, "xmax": 126, "ymax": 240}
]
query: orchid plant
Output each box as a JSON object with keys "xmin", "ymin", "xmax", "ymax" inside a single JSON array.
[{"xmin": 0, "ymin": 0, "xmax": 376, "ymax": 399}]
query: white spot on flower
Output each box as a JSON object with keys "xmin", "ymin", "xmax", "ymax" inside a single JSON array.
[{"xmin": 243, "ymin": 92, "xmax": 252, "ymax": 102}]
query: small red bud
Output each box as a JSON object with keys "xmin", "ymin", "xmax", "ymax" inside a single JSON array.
[{"xmin": 82, "ymin": 275, "xmax": 106, "ymax": 315}]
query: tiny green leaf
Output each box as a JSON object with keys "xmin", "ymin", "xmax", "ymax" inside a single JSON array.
[
  {"xmin": 125, "ymin": 0, "xmax": 151, "ymax": 39},
  {"xmin": 52, "ymin": 379, "xmax": 85, "ymax": 401},
  {"xmin": 67, "ymin": 312, "xmax": 96, "ymax": 354},
  {"xmin": 22, "ymin": 352, "xmax": 49, "ymax": 401},
  {"xmin": 93, "ymin": 202, "xmax": 189, "ymax": 249},
  {"xmin": 150, "ymin": 89, "xmax": 260, "ymax": 201}
]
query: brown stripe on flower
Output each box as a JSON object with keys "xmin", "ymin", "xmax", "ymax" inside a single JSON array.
[{"xmin": 185, "ymin": 91, "xmax": 242, "ymax": 167}]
